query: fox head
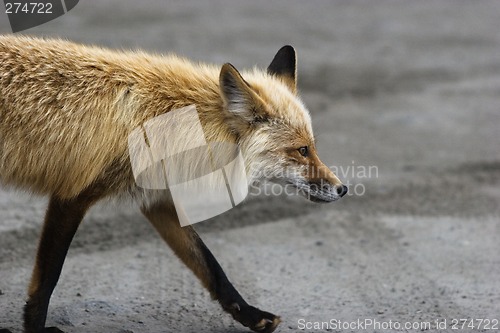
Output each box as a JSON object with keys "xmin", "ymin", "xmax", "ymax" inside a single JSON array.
[{"xmin": 219, "ymin": 46, "xmax": 348, "ymax": 203}]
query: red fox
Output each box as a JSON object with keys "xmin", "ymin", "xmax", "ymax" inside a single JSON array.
[{"xmin": 0, "ymin": 35, "xmax": 348, "ymax": 333}]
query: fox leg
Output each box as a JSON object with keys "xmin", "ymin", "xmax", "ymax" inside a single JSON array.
[
  {"xmin": 24, "ymin": 191, "xmax": 101, "ymax": 333},
  {"xmin": 141, "ymin": 203, "xmax": 281, "ymax": 333}
]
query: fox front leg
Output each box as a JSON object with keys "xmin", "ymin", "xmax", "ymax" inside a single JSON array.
[{"xmin": 141, "ymin": 203, "xmax": 281, "ymax": 333}]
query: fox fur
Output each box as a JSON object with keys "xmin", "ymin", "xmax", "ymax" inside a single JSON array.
[{"xmin": 0, "ymin": 35, "xmax": 347, "ymax": 333}]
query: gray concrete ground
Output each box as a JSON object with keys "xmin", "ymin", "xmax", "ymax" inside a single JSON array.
[{"xmin": 1, "ymin": 1, "xmax": 499, "ymax": 332}]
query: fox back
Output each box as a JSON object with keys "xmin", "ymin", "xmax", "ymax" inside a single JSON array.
[{"xmin": 0, "ymin": 36, "xmax": 221, "ymax": 199}]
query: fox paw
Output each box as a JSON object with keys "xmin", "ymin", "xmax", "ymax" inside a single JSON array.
[{"xmin": 232, "ymin": 304, "xmax": 281, "ymax": 333}]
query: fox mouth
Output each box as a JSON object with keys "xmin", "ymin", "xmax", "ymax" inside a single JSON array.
[
  {"xmin": 287, "ymin": 181, "xmax": 344, "ymax": 203},
  {"xmin": 301, "ymin": 189, "xmax": 339, "ymax": 203},
  {"xmin": 307, "ymin": 194, "xmax": 334, "ymax": 203}
]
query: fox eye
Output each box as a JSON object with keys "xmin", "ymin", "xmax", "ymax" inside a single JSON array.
[{"xmin": 298, "ymin": 146, "xmax": 308, "ymax": 157}]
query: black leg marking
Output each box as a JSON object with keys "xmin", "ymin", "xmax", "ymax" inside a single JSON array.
[
  {"xmin": 142, "ymin": 203, "xmax": 281, "ymax": 333},
  {"xmin": 198, "ymin": 240, "xmax": 281, "ymax": 333},
  {"xmin": 24, "ymin": 187, "xmax": 104, "ymax": 333}
]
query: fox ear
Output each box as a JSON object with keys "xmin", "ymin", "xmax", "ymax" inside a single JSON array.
[
  {"xmin": 267, "ymin": 45, "xmax": 297, "ymax": 93},
  {"xmin": 220, "ymin": 63, "xmax": 264, "ymax": 126}
]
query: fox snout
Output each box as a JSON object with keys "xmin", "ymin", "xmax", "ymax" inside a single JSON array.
[
  {"xmin": 304, "ymin": 180, "xmax": 348, "ymax": 203},
  {"xmin": 299, "ymin": 156, "xmax": 348, "ymax": 202},
  {"xmin": 291, "ymin": 169, "xmax": 348, "ymax": 203}
]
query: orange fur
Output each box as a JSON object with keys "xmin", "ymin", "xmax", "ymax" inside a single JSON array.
[{"xmin": 0, "ymin": 35, "xmax": 343, "ymax": 203}]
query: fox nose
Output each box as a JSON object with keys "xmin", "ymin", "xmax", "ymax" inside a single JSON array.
[{"xmin": 336, "ymin": 185, "xmax": 348, "ymax": 197}]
